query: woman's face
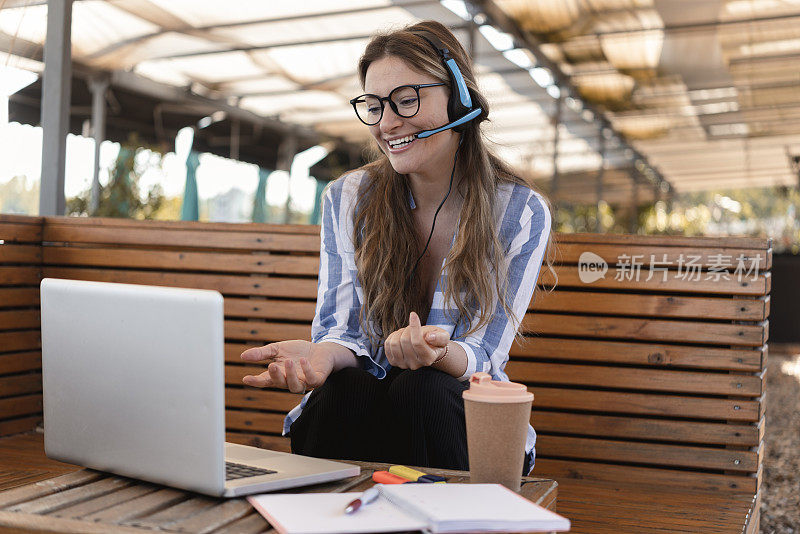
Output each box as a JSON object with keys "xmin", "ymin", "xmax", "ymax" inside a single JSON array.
[{"xmin": 363, "ymin": 55, "xmax": 458, "ymax": 179}]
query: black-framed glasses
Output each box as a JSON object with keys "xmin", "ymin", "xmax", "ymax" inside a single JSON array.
[{"xmin": 349, "ymin": 83, "xmax": 446, "ymax": 126}]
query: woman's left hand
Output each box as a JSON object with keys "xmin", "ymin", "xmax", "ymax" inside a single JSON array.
[{"xmin": 384, "ymin": 311, "xmax": 450, "ymax": 369}]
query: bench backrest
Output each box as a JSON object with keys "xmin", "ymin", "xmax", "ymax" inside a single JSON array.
[{"xmin": 0, "ymin": 215, "xmax": 769, "ymax": 496}]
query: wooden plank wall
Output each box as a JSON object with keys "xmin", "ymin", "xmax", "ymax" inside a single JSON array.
[
  {"xmin": 39, "ymin": 217, "xmax": 319, "ymax": 453},
  {"xmin": 0, "ymin": 216, "xmax": 771, "ymax": 501},
  {"xmin": 0, "ymin": 215, "xmax": 44, "ymax": 437},
  {"xmin": 519, "ymin": 233, "xmax": 770, "ymax": 496}
]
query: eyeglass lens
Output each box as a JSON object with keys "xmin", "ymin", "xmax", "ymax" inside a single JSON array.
[{"xmin": 354, "ymin": 86, "xmax": 420, "ymax": 125}]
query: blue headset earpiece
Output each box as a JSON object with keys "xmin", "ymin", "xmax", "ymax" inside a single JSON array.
[
  {"xmin": 410, "ymin": 30, "xmax": 483, "ymax": 136},
  {"xmin": 406, "ymin": 30, "xmax": 481, "ymax": 286}
]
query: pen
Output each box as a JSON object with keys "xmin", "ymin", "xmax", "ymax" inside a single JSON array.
[{"xmin": 343, "ymin": 485, "xmax": 382, "ymax": 515}]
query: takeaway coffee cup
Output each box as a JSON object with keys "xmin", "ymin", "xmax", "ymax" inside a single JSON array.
[{"xmin": 463, "ymin": 372, "xmax": 533, "ymax": 492}]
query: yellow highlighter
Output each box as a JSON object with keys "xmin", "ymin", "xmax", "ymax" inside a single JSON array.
[{"xmin": 388, "ymin": 465, "xmax": 446, "ymax": 483}]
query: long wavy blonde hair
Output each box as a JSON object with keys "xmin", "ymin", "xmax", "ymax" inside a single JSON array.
[{"xmin": 351, "ymin": 20, "xmax": 555, "ymax": 345}]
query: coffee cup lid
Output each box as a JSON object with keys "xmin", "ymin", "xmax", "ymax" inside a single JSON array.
[{"xmin": 462, "ymin": 372, "xmax": 533, "ymax": 403}]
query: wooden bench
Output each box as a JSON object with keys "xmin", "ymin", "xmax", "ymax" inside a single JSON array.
[{"xmin": 0, "ymin": 214, "xmax": 768, "ymax": 533}]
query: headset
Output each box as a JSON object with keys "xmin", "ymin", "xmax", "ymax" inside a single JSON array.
[
  {"xmin": 410, "ymin": 30, "xmax": 483, "ymax": 139},
  {"xmin": 407, "ymin": 30, "xmax": 483, "ymax": 285}
]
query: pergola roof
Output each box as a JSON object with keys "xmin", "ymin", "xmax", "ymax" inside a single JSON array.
[{"xmin": 2, "ymin": 0, "xmax": 800, "ymax": 200}]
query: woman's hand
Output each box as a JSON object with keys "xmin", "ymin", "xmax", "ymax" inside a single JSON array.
[
  {"xmin": 384, "ymin": 311, "xmax": 450, "ymax": 370},
  {"xmin": 240, "ymin": 340, "xmax": 334, "ymax": 393}
]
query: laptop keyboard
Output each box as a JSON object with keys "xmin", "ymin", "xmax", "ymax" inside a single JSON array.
[{"xmin": 225, "ymin": 461, "xmax": 277, "ymax": 480}]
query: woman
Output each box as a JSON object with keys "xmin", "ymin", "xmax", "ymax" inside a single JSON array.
[{"xmin": 241, "ymin": 20, "xmax": 552, "ymax": 474}]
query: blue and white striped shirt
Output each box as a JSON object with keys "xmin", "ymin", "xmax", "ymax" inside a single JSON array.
[{"xmin": 283, "ymin": 170, "xmax": 552, "ymax": 473}]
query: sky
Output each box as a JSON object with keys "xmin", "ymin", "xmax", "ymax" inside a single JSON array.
[{"xmin": 0, "ymin": 121, "xmax": 319, "ymax": 213}]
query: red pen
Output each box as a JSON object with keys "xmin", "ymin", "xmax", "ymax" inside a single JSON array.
[{"xmin": 344, "ymin": 485, "xmax": 381, "ymax": 514}]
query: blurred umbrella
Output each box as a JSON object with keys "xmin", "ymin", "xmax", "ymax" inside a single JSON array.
[
  {"xmin": 310, "ymin": 178, "xmax": 327, "ymax": 226},
  {"xmin": 252, "ymin": 167, "xmax": 269, "ymax": 223},
  {"xmin": 180, "ymin": 150, "xmax": 200, "ymax": 221}
]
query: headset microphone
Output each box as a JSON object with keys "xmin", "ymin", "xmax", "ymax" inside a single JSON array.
[
  {"xmin": 414, "ymin": 107, "xmax": 483, "ymax": 139},
  {"xmin": 407, "ymin": 30, "xmax": 483, "ymax": 289}
]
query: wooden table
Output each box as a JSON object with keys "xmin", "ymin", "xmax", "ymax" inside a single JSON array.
[{"xmin": 0, "ymin": 433, "xmax": 559, "ymax": 533}]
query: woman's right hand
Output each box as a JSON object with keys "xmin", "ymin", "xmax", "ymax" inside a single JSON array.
[{"xmin": 240, "ymin": 340, "xmax": 334, "ymax": 394}]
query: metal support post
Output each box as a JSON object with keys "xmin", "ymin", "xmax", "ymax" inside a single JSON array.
[
  {"xmin": 39, "ymin": 0, "xmax": 73, "ymax": 216},
  {"xmin": 629, "ymin": 171, "xmax": 639, "ymax": 234},
  {"xmin": 231, "ymin": 119, "xmax": 240, "ymax": 161},
  {"xmin": 279, "ymin": 134, "xmax": 298, "ymax": 224},
  {"xmin": 551, "ymin": 96, "xmax": 561, "ymax": 200},
  {"xmin": 88, "ymin": 76, "xmax": 108, "ymax": 214},
  {"xmin": 595, "ymin": 130, "xmax": 605, "ymax": 232}
]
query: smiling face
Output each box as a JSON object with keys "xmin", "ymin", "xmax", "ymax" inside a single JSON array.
[{"xmin": 363, "ymin": 55, "xmax": 459, "ymax": 180}]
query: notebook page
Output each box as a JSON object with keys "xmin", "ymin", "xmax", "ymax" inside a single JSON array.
[
  {"xmin": 247, "ymin": 492, "xmax": 428, "ymax": 534},
  {"xmin": 381, "ymin": 483, "xmax": 570, "ymax": 533}
]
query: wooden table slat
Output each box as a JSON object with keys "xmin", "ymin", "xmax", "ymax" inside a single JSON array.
[
  {"xmin": 80, "ymin": 487, "xmax": 186, "ymax": 524},
  {"xmin": 0, "ymin": 471, "xmax": 103, "ymax": 508},
  {"xmin": 210, "ymin": 511, "xmax": 271, "ymax": 534},
  {"xmin": 124, "ymin": 496, "xmax": 217, "ymax": 530},
  {"xmin": 0, "ymin": 452, "xmax": 559, "ymax": 534},
  {"xmin": 51, "ymin": 483, "xmax": 157, "ymax": 520},
  {"xmin": 7, "ymin": 477, "xmax": 131, "ymax": 514},
  {"xmin": 164, "ymin": 499, "xmax": 251, "ymax": 534}
]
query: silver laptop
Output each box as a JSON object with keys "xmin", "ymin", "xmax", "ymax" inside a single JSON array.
[{"xmin": 40, "ymin": 278, "xmax": 360, "ymax": 497}]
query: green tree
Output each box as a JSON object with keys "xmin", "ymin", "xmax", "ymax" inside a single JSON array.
[{"xmin": 68, "ymin": 134, "xmax": 165, "ymax": 220}]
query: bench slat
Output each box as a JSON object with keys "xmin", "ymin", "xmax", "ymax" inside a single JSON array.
[
  {"xmin": 42, "ymin": 267, "xmax": 318, "ymax": 299},
  {"xmin": 508, "ymin": 361, "xmax": 763, "ymax": 396},
  {"xmin": 555, "ymin": 242, "xmax": 770, "ymax": 269},
  {"xmin": 559, "ymin": 232, "xmax": 770, "ymax": 250},
  {"xmin": 511, "ymin": 338, "xmax": 763, "ymax": 371},
  {"xmin": 44, "ymin": 225, "xmax": 320, "ymax": 252},
  {"xmin": 538, "ymin": 458, "xmax": 757, "ymax": 493},
  {"xmin": 541, "ymin": 267, "xmax": 769, "ymax": 295},
  {"xmin": 43, "ymin": 216, "xmax": 318, "ymax": 234},
  {"xmin": 0, "ymin": 332, "xmax": 40, "ymax": 354},
  {"xmin": 0, "ymin": 267, "xmax": 41, "ymax": 286},
  {"xmin": 225, "ymin": 409, "xmax": 286, "ymax": 433},
  {"xmin": 0, "ymin": 223, "xmax": 42, "ymax": 244},
  {"xmin": 530, "ymin": 387, "xmax": 761, "ymax": 422},
  {"xmin": 0, "ymin": 288, "xmax": 39, "ymax": 308},
  {"xmin": 225, "ymin": 387, "xmax": 304, "ymax": 413},
  {"xmin": 0, "ymin": 417, "xmax": 42, "ymax": 438},
  {"xmin": 530, "ymin": 290, "xmax": 768, "ymax": 321},
  {"xmin": 523, "ymin": 313, "xmax": 766, "ymax": 346},
  {"xmin": 0, "ymin": 311, "xmax": 40, "ymax": 331},
  {"xmin": 0, "ymin": 395, "xmax": 42, "ymax": 421},
  {"xmin": 532, "ymin": 411, "xmax": 760, "ymax": 446},
  {"xmin": 225, "ymin": 320, "xmax": 311, "ymax": 342},
  {"xmin": 0, "ymin": 374, "xmax": 41, "ymax": 398},
  {"xmin": 0, "ymin": 245, "xmax": 41, "ymax": 264},
  {"xmin": 0, "ymin": 352, "xmax": 41, "ymax": 375},
  {"xmin": 225, "ymin": 298, "xmax": 317, "ymax": 321},
  {"xmin": 536, "ymin": 435, "xmax": 757, "ymax": 472},
  {"xmin": 43, "ymin": 246, "xmax": 320, "ymax": 276},
  {"xmin": 226, "ymin": 432, "xmax": 291, "ymax": 452}
]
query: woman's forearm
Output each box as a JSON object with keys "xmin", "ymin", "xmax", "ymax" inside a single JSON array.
[
  {"xmin": 431, "ymin": 341, "xmax": 468, "ymax": 379},
  {"xmin": 315, "ymin": 341, "xmax": 359, "ymax": 372}
]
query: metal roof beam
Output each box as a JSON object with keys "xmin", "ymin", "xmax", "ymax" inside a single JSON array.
[
  {"xmin": 145, "ymin": 23, "xmax": 471, "ymax": 61},
  {"xmin": 468, "ymin": 0, "xmax": 672, "ymax": 194},
  {"xmin": 87, "ymin": 0, "xmax": 439, "ymax": 61}
]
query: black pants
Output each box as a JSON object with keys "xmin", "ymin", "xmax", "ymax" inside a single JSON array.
[{"xmin": 289, "ymin": 366, "xmax": 470, "ymax": 470}]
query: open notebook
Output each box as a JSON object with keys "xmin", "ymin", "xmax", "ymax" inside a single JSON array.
[{"xmin": 247, "ymin": 483, "xmax": 571, "ymax": 534}]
